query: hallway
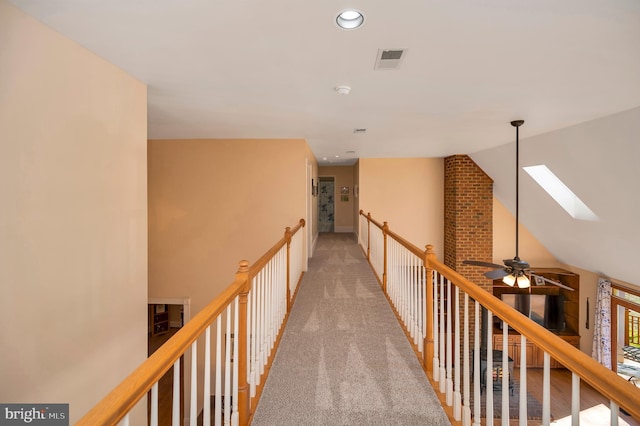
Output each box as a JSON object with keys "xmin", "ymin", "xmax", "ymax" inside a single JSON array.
[{"xmin": 251, "ymin": 233, "xmax": 450, "ymax": 425}]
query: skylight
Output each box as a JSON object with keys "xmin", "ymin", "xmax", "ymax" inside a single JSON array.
[{"xmin": 523, "ymin": 165, "xmax": 598, "ymax": 221}]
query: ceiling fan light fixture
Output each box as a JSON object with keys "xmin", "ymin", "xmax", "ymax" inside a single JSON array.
[
  {"xmin": 503, "ymin": 274, "xmax": 516, "ymax": 286},
  {"xmin": 517, "ymin": 274, "xmax": 531, "ymax": 289}
]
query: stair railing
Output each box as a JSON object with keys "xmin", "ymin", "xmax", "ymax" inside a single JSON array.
[
  {"xmin": 78, "ymin": 219, "xmax": 305, "ymax": 426},
  {"xmin": 359, "ymin": 210, "xmax": 640, "ymax": 425}
]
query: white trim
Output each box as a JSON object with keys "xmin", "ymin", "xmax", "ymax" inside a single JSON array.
[{"xmin": 311, "ymin": 232, "xmax": 318, "ymax": 256}]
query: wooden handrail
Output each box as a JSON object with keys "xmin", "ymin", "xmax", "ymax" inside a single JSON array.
[
  {"xmin": 360, "ymin": 210, "xmax": 385, "ymax": 231},
  {"xmin": 362, "ymin": 210, "xmax": 640, "ymax": 420},
  {"xmin": 249, "ymin": 219, "xmax": 305, "ymax": 277},
  {"xmin": 77, "ymin": 274, "xmax": 247, "ymax": 425},
  {"xmin": 78, "ymin": 218, "xmax": 305, "ymax": 425},
  {"xmin": 427, "ymin": 255, "xmax": 640, "ymax": 420}
]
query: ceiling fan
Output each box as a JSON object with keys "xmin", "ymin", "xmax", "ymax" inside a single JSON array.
[{"xmin": 463, "ymin": 120, "xmax": 573, "ymax": 291}]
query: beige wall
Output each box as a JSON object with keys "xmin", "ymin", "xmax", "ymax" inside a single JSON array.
[
  {"xmin": 318, "ymin": 165, "xmax": 356, "ymax": 232},
  {"xmin": 0, "ymin": 1, "xmax": 148, "ymax": 422},
  {"xmin": 148, "ymin": 138, "xmax": 315, "ymax": 416},
  {"xmin": 359, "ymin": 158, "xmax": 444, "ymax": 258},
  {"xmin": 493, "ymin": 198, "xmax": 560, "ymax": 267},
  {"xmin": 148, "ymin": 138, "xmax": 315, "ymax": 306}
]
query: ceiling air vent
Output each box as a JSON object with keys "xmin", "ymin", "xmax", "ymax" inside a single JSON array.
[{"xmin": 374, "ymin": 48, "xmax": 407, "ymax": 70}]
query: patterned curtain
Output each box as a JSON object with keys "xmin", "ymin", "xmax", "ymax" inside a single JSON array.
[{"xmin": 592, "ymin": 278, "xmax": 612, "ymax": 369}]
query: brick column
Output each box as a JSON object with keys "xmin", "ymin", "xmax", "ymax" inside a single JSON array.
[{"xmin": 444, "ymin": 155, "xmax": 493, "ymax": 292}]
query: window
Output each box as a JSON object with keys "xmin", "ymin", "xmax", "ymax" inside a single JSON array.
[{"xmin": 523, "ymin": 165, "xmax": 598, "ymax": 221}]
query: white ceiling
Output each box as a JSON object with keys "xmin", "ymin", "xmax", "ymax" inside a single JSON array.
[
  {"xmin": 9, "ymin": 0, "xmax": 640, "ymax": 284},
  {"xmin": 9, "ymin": 0, "xmax": 640, "ymax": 165}
]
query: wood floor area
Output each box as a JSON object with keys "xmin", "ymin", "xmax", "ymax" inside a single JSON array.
[
  {"xmin": 512, "ymin": 368, "xmax": 639, "ymax": 426},
  {"xmin": 148, "ymin": 328, "xmax": 182, "ymax": 426}
]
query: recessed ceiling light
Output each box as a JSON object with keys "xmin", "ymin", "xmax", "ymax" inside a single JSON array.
[{"xmin": 336, "ymin": 10, "xmax": 364, "ymax": 29}]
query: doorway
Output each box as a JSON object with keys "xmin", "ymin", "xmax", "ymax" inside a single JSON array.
[
  {"xmin": 148, "ymin": 299, "xmax": 190, "ymax": 425},
  {"xmin": 318, "ymin": 177, "xmax": 334, "ymax": 232},
  {"xmin": 612, "ymin": 285, "xmax": 640, "ymax": 387}
]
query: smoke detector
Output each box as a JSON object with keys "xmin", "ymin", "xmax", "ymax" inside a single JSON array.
[{"xmin": 335, "ymin": 85, "xmax": 351, "ymax": 95}]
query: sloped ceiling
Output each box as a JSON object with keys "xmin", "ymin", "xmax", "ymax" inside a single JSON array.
[
  {"xmin": 471, "ymin": 107, "xmax": 640, "ymax": 285},
  {"xmin": 6, "ymin": 0, "xmax": 640, "ymax": 284}
]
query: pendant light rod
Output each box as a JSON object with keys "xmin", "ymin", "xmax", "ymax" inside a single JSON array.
[{"xmin": 511, "ymin": 120, "xmax": 525, "ymax": 261}]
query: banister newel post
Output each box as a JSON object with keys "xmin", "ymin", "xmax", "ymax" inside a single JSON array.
[
  {"xmin": 236, "ymin": 260, "xmax": 251, "ymax": 425},
  {"xmin": 285, "ymin": 226, "xmax": 292, "ymax": 312},
  {"xmin": 382, "ymin": 221, "xmax": 389, "ymax": 294},
  {"xmin": 424, "ymin": 244, "xmax": 436, "ymax": 373}
]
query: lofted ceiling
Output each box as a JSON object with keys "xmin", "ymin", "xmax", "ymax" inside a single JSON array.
[
  {"xmin": 9, "ymin": 0, "xmax": 640, "ymax": 284},
  {"xmin": 9, "ymin": 0, "xmax": 640, "ymax": 165}
]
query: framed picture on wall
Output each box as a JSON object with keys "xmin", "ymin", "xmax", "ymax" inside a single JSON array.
[
  {"xmin": 340, "ymin": 186, "xmax": 349, "ymax": 195},
  {"xmin": 341, "ymin": 195, "xmax": 349, "ymax": 202}
]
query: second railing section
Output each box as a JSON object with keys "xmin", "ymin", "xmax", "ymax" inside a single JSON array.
[{"xmin": 359, "ymin": 210, "xmax": 640, "ymax": 426}]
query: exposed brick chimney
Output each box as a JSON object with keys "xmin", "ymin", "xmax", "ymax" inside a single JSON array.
[{"xmin": 444, "ymin": 155, "xmax": 493, "ymax": 292}]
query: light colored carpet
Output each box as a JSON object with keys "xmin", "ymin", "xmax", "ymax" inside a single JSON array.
[{"xmin": 251, "ymin": 233, "xmax": 450, "ymax": 425}]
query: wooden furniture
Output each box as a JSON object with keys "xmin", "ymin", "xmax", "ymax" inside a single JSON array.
[
  {"xmin": 150, "ymin": 304, "xmax": 169, "ymax": 336},
  {"xmin": 492, "ymin": 268, "xmax": 580, "ymax": 368},
  {"xmin": 494, "ymin": 331, "xmax": 580, "ymax": 368}
]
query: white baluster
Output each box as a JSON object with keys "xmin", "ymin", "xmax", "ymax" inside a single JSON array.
[
  {"xmin": 571, "ymin": 373, "xmax": 580, "ymax": 426},
  {"xmin": 246, "ymin": 288, "xmax": 253, "ymax": 401},
  {"xmin": 502, "ymin": 322, "xmax": 509, "ymax": 425},
  {"xmin": 454, "ymin": 285, "xmax": 461, "ymax": 420},
  {"xmin": 519, "ymin": 335, "xmax": 527, "ymax": 426},
  {"xmin": 172, "ymin": 358, "xmax": 181, "ymax": 426},
  {"xmin": 610, "ymin": 401, "xmax": 619, "ymax": 426},
  {"xmin": 543, "ymin": 352, "xmax": 550, "ymax": 426},
  {"xmin": 190, "ymin": 340, "xmax": 197, "ymax": 426},
  {"xmin": 257, "ymin": 270, "xmax": 266, "ymax": 374},
  {"xmin": 215, "ymin": 319, "xmax": 222, "ymax": 426},
  {"xmin": 203, "ymin": 326, "xmax": 211, "ymax": 426},
  {"xmin": 250, "ymin": 281, "xmax": 257, "ymax": 397},
  {"xmin": 439, "ymin": 274, "xmax": 446, "ymax": 393},
  {"xmin": 472, "ymin": 300, "xmax": 480, "ymax": 426},
  {"xmin": 433, "ymin": 272, "xmax": 440, "ymax": 381},
  {"xmin": 150, "ymin": 382, "xmax": 158, "ymax": 426},
  {"xmin": 232, "ymin": 298, "xmax": 239, "ymax": 426},
  {"xmin": 415, "ymin": 257, "xmax": 420, "ymax": 345},
  {"xmin": 420, "ymin": 265, "xmax": 426, "ymax": 354},
  {"xmin": 462, "ymin": 293, "xmax": 471, "ymax": 426},
  {"xmin": 486, "ymin": 310, "xmax": 493, "ymax": 422},
  {"xmin": 120, "ymin": 414, "xmax": 129, "ymax": 426},
  {"xmin": 224, "ymin": 307, "xmax": 231, "ymax": 426},
  {"xmin": 446, "ymin": 279, "xmax": 453, "ymax": 406}
]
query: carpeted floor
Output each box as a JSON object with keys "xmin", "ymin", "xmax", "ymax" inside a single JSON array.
[{"xmin": 251, "ymin": 233, "xmax": 451, "ymax": 425}]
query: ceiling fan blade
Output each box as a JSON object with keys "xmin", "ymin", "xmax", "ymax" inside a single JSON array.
[
  {"xmin": 485, "ymin": 269, "xmax": 511, "ymax": 280},
  {"xmin": 463, "ymin": 260, "xmax": 505, "ymax": 269},
  {"xmin": 529, "ymin": 273, "xmax": 575, "ymax": 291}
]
